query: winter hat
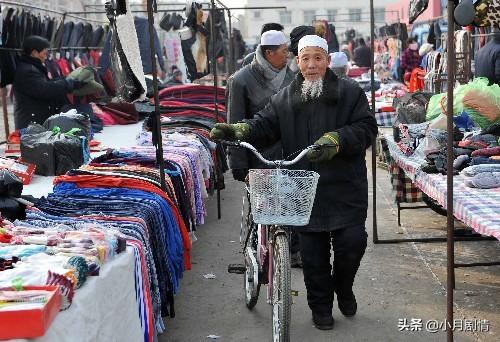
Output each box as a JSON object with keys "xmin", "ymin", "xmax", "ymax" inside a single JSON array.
[
  {"xmin": 289, "ymin": 26, "xmax": 315, "ymax": 56},
  {"xmin": 22, "ymin": 35, "xmax": 50, "ymax": 55}
]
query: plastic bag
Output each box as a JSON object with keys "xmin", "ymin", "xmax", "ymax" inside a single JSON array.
[
  {"xmin": 425, "ymin": 78, "xmax": 500, "ymax": 124},
  {"xmin": 393, "ymin": 91, "xmax": 433, "ymax": 126},
  {"xmin": 20, "ymin": 126, "xmax": 85, "ymax": 176},
  {"xmin": 0, "ymin": 170, "xmax": 23, "ymax": 198},
  {"xmin": 44, "ymin": 110, "xmax": 92, "ymax": 141},
  {"xmin": 53, "ymin": 132, "xmax": 84, "ymax": 175},
  {"xmin": 21, "ymin": 130, "xmax": 57, "ymax": 176}
]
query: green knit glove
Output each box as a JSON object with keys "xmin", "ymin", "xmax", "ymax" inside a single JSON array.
[
  {"xmin": 210, "ymin": 123, "xmax": 251, "ymax": 141},
  {"xmin": 307, "ymin": 132, "xmax": 341, "ymax": 162}
]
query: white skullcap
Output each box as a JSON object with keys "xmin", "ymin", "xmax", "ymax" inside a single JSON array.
[
  {"xmin": 330, "ymin": 52, "xmax": 348, "ymax": 68},
  {"xmin": 298, "ymin": 35, "xmax": 328, "ymax": 53},
  {"xmin": 260, "ymin": 30, "xmax": 287, "ymax": 46}
]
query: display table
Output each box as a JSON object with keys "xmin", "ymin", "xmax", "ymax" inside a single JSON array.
[
  {"xmin": 384, "ymin": 133, "xmax": 500, "ymax": 240},
  {"xmin": 8, "ymin": 248, "xmax": 143, "ymax": 342}
]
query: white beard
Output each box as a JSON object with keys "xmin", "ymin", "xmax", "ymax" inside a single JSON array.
[{"xmin": 301, "ymin": 78, "xmax": 324, "ymax": 101}]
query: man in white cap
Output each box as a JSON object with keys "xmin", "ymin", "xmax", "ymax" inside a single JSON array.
[
  {"xmin": 225, "ymin": 30, "xmax": 293, "ymax": 180},
  {"xmin": 212, "ymin": 35, "xmax": 377, "ymax": 330},
  {"xmin": 226, "ymin": 29, "xmax": 300, "ymax": 265},
  {"xmin": 329, "ymin": 52, "xmax": 349, "ymax": 78}
]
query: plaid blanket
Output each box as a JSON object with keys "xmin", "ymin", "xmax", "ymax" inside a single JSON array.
[
  {"xmin": 375, "ymin": 111, "xmax": 396, "ymax": 127},
  {"xmin": 380, "ymin": 137, "xmax": 423, "ymax": 203}
]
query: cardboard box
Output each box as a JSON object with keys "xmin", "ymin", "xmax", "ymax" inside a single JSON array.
[
  {"xmin": 0, "ymin": 157, "xmax": 36, "ymax": 185},
  {"xmin": 0, "ymin": 286, "xmax": 61, "ymax": 340}
]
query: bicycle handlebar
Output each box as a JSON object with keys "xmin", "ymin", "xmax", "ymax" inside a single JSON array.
[{"xmin": 220, "ymin": 140, "xmax": 335, "ymax": 167}]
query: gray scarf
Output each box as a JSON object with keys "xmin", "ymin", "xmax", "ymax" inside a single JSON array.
[{"xmin": 254, "ymin": 45, "xmax": 288, "ymax": 92}]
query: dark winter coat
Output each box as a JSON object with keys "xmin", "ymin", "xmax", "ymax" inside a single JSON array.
[
  {"xmin": 13, "ymin": 55, "xmax": 74, "ymax": 129},
  {"xmin": 246, "ymin": 68, "xmax": 378, "ymax": 231},
  {"xmin": 474, "ymin": 36, "xmax": 500, "ymax": 85},
  {"xmin": 226, "ymin": 58, "xmax": 295, "ymax": 170}
]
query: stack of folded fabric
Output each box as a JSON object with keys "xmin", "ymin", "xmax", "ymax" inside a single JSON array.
[
  {"xmin": 158, "ymin": 84, "xmax": 226, "ymax": 105},
  {"xmin": 463, "ymin": 164, "xmax": 500, "ymax": 189}
]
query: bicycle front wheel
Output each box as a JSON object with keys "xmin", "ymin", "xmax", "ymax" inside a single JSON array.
[{"xmin": 272, "ymin": 233, "xmax": 291, "ymax": 342}]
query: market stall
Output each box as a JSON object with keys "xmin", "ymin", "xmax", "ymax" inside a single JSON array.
[
  {"xmin": 368, "ymin": 1, "xmax": 499, "ymax": 341},
  {"xmin": 0, "ymin": 1, "xmax": 231, "ymax": 340}
]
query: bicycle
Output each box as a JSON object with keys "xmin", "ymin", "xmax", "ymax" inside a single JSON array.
[{"xmin": 225, "ymin": 141, "xmax": 321, "ymax": 342}]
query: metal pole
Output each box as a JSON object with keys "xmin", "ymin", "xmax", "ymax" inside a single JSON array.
[
  {"xmin": 227, "ymin": 8, "xmax": 234, "ymax": 75},
  {"xmin": 370, "ymin": 0, "xmax": 378, "ymax": 243},
  {"xmin": 446, "ymin": 1, "xmax": 455, "ymax": 341},
  {"xmin": 210, "ymin": 0, "xmax": 222, "ymax": 219},
  {"xmin": 1, "ymin": 88, "xmax": 9, "ymax": 139},
  {"xmin": 146, "ymin": 0, "xmax": 167, "ymax": 192}
]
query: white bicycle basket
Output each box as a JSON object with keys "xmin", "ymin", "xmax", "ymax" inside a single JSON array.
[{"xmin": 248, "ymin": 169, "xmax": 320, "ymax": 226}]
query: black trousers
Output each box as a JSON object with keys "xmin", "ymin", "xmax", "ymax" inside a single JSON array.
[
  {"xmin": 299, "ymin": 226, "xmax": 367, "ymax": 315},
  {"xmin": 290, "ymin": 230, "xmax": 300, "ymax": 254}
]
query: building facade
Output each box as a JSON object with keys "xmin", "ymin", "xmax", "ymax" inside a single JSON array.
[{"xmin": 243, "ymin": 0, "xmax": 396, "ymax": 45}]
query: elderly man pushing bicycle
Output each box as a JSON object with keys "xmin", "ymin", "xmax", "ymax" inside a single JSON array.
[{"xmin": 211, "ymin": 35, "xmax": 378, "ymax": 331}]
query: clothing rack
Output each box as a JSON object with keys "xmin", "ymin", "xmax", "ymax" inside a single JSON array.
[
  {"xmin": 0, "ymin": 1, "xmax": 106, "ymax": 24},
  {"xmin": 0, "ymin": 47, "xmax": 105, "ymax": 52},
  {"xmin": 0, "ymin": 1, "xmax": 108, "ymax": 139}
]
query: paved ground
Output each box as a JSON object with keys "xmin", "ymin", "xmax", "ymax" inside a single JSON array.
[{"xmin": 161, "ymin": 148, "xmax": 499, "ymax": 342}]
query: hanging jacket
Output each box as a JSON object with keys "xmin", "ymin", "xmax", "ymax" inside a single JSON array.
[{"xmin": 13, "ymin": 55, "xmax": 75, "ymax": 129}]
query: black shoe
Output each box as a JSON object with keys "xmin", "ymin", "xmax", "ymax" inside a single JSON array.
[
  {"xmin": 312, "ymin": 312, "xmax": 334, "ymax": 330},
  {"xmin": 291, "ymin": 252, "xmax": 303, "ymax": 268},
  {"xmin": 337, "ymin": 294, "xmax": 357, "ymax": 317}
]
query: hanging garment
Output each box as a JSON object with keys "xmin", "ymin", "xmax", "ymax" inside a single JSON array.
[
  {"xmin": 205, "ymin": 9, "xmax": 229, "ymax": 64},
  {"xmin": 133, "ymin": 17, "xmax": 166, "ymax": 74},
  {"xmin": 0, "ymin": 8, "xmax": 18, "ymax": 87},
  {"xmin": 181, "ymin": 3, "xmax": 209, "ymax": 81},
  {"xmin": 104, "ymin": 0, "xmax": 146, "ymax": 102},
  {"xmin": 409, "ymin": 0, "xmax": 430, "ymax": 24},
  {"xmin": 485, "ymin": 0, "xmax": 500, "ymax": 28}
]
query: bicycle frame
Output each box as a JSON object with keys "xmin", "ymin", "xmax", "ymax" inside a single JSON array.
[
  {"xmin": 225, "ymin": 139, "xmax": 328, "ymax": 342},
  {"xmin": 241, "ymin": 185, "xmax": 288, "ymax": 303}
]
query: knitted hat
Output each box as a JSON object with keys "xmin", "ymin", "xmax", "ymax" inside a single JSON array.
[{"xmin": 289, "ymin": 26, "xmax": 315, "ymax": 56}]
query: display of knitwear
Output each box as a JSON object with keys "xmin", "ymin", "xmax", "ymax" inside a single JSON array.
[
  {"xmin": 93, "ymin": 103, "xmax": 140, "ymax": 125},
  {"xmin": 158, "ymin": 84, "xmax": 226, "ymax": 104}
]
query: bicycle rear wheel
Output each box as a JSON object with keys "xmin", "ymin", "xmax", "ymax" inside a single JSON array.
[{"xmin": 272, "ymin": 233, "xmax": 291, "ymax": 342}]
